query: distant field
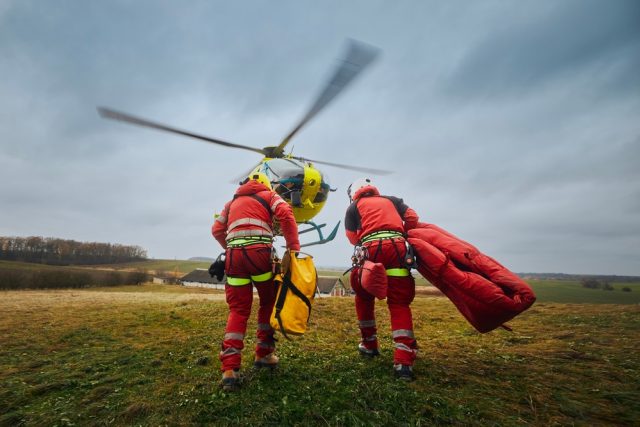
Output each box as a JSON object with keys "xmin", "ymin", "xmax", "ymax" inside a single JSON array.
[
  {"xmin": 1, "ymin": 284, "xmax": 638, "ymax": 425},
  {"xmin": 3, "ymin": 260, "xmax": 640, "ymax": 304},
  {"xmin": 414, "ymin": 280, "xmax": 640, "ymax": 304},
  {"xmin": 0, "ymin": 260, "xmax": 74, "ymax": 271},
  {"xmin": 84, "ymin": 259, "xmax": 211, "ymax": 274},
  {"xmin": 527, "ymin": 279, "xmax": 640, "ymax": 304},
  {"xmin": 0, "ymin": 259, "xmax": 206, "ymax": 274}
]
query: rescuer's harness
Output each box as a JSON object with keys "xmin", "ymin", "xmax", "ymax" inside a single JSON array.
[
  {"xmin": 358, "ymin": 230, "xmax": 413, "ymax": 277},
  {"xmin": 359, "ymin": 230, "xmax": 404, "ymax": 244}
]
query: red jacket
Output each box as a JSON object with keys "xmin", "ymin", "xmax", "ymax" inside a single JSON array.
[
  {"xmin": 212, "ymin": 181, "xmax": 300, "ymax": 251},
  {"xmin": 344, "ymin": 185, "xmax": 419, "ymax": 245}
]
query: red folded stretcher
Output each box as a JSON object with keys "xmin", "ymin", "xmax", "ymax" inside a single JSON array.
[{"xmin": 407, "ymin": 223, "xmax": 536, "ymax": 333}]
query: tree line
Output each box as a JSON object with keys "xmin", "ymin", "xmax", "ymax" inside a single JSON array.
[
  {"xmin": 0, "ymin": 236, "xmax": 147, "ymax": 265},
  {"xmin": 581, "ymin": 278, "xmax": 632, "ymax": 292}
]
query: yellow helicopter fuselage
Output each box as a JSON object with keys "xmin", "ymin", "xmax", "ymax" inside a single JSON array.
[{"xmin": 251, "ymin": 157, "xmax": 329, "ymax": 223}]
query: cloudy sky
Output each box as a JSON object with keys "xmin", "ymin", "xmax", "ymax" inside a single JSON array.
[{"xmin": 1, "ymin": 0, "xmax": 639, "ymax": 275}]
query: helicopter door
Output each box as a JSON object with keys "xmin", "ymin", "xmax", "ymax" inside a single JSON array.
[{"xmin": 290, "ymin": 190, "xmax": 302, "ymax": 207}]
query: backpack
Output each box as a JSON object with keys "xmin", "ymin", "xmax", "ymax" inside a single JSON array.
[{"xmin": 270, "ymin": 251, "xmax": 317, "ymax": 339}]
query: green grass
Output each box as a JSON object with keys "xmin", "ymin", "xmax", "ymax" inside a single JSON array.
[{"xmin": 1, "ymin": 284, "xmax": 639, "ymax": 426}]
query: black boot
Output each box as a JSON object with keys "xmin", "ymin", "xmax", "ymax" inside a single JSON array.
[{"xmin": 393, "ymin": 364, "xmax": 415, "ymax": 381}]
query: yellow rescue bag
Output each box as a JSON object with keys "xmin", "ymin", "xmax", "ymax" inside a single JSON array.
[{"xmin": 270, "ymin": 251, "xmax": 317, "ymax": 339}]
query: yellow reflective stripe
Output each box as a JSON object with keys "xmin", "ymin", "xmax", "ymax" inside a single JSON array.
[
  {"xmin": 227, "ymin": 276, "xmax": 251, "ymax": 286},
  {"xmin": 226, "ymin": 272, "xmax": 272, "ymax": 285},
  {"xmin": 227, "ymin": 236, "xmax": 272, "ymax": 247},
  {"xmin": 251, "ymin": 271, "xmax": 273, "ymax": 283},
  {"xmin": 386, "ymin": 268, "xmax": 410, "ymax": 277},
  {"xmin": 361, "ymin": 231, "xmax": 404, "ymax": 243}
]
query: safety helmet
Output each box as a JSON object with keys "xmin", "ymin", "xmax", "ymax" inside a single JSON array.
[
  {"xmin": 347, "ymin": 177, "xmax": 373, "ymax": 201},
  {"xmin": 247, "ymin": 172, "xmax": 272, "ymax": 191}
]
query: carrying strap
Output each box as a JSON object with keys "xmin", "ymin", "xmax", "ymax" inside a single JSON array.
[
  {"xmin": 274, "ymin": 269, "xmax": 313, "ymax": 340},
  {"xmin": 232, "ymin": 193, "xmax": 272, "ymax": 218}
]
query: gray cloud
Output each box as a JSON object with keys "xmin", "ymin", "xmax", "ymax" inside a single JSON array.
[
  {"xmin": 443, "ymin": 0, "xmax": 640, "ymax": 100},
  {"xmin": 1, "ymin": 0, "xmax": 639, "ymax": 275}
]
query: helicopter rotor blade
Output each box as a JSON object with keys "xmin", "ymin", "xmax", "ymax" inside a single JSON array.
[
  {"xmin": 229, "ymin": 162, "xmax": 263, "ymax": 184},
  {"xmin": 97, "ymin": 107, "xmax": 266, "ymax": 155},
  {"xmin": 291, "ymin": 155, "xmax": 392, "ymax": 176},
  {"xmin": 275, "ymin": 39, "xmax": 381, "ymax": 155}
]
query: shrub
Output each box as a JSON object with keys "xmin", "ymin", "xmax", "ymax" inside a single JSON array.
[
  {"xmin": 581, "ymin": 279, "xmax": 601, "ymax": 289},
  {"xmin": 0, "ymin": 267, "xmax": 149, "ymax": 290},
  {"xmin": 602, "ymin": 282, "xmax": 614, "ymax": 291},
  {"xmin": 622, "ymin": 287, "xmax": 632, "ymax": 292}
]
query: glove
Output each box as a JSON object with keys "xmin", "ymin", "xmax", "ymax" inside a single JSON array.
[{"xmin": 208, "ymin": 253, "xmax": 226, "ymax": 281}]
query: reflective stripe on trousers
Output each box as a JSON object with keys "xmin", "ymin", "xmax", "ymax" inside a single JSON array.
[
  {"xmin": 386, "ymin": 268, "xmax": 410, "ymax": 277},
  {"xmin": 226, "ymin": 271, "xmax": 274, "ymax": 286},
  {"xmin": 392, "ymin": 329, "xmax": 415, "ymax": 339},
  {"xmin": 224, "ymin": 332, "xmax": 245, "ymax": 341},
  {"xmin": 359, "ymin": 319, "xmax": 376, "ymax": 328}
]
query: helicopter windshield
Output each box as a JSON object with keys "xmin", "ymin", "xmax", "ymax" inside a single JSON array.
[{"xmin": 261, "ymin": 158, "xmax": 305, "ymax": 202}]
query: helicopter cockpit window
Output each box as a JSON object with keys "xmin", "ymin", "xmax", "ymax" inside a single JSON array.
[
  {"xmin": 261, "ymin": 158, "xmax": 305, "ymax": 203},
  {"xmin": 313, "ymin": 183, "xmax": 330, "ymax": 203}
]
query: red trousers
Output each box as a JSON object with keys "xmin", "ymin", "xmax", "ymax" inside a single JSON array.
[
  {"xmin": 220, "ymin": 244, "xmax": 276, "ymax": 371},
  {"xmin": 351, "ymin": 238, "xmax": 418, "ymax": 366}
]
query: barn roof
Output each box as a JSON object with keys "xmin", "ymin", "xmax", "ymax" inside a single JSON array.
[
  {"xmin": 180, "ymin": 268, "xmax": 223, "ymax": 284},
  {"xmin": 316, "ymin": 276, "xmax": 342, "ymax": 294}
]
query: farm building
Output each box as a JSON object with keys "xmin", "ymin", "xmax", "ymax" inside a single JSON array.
[
  {"xmin": 180, "ymin": 270, "xmax": 349, "ymax": 297},
  {"xmin": 180, "ymin": 268, "xmax": 226, "ymax": 290},
  {"xmin": 316, "ymin": 276, "xmax": 349, "ymax": 297},
  {"xmin": 152, "ymin": 275, "xmax": 179, "ymax": 285}
]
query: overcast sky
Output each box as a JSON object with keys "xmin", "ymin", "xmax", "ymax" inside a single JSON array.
[{"xmin": 1, "ymin": 0, "xmax": 639, "ymax": 275}]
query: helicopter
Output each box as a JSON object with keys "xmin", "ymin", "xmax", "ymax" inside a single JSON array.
[{"xmin": 98, "ymin": 39, "xmax": 389, "ymax": 247}]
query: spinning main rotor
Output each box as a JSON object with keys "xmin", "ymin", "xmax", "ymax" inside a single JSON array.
[{"xmin": 98, "ymin": 39, "xmax": 390, "ymax": 177}]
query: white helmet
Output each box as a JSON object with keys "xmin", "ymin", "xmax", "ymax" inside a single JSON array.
[{"xmin": 347, "ymin": 177, "xmax": 373, "ymax": 201}]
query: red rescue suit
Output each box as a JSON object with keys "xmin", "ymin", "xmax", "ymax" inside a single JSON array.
[
  {"xmin": 212, "ymin": 180, "xmax": 300, "ymax": 371},
  {"xmin": 345, "ymin": 185, "xmax": 420, "ymax": 366}
]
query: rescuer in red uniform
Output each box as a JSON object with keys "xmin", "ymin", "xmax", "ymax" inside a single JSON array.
[
  {"xmin": 344, "ymin": 178, "xmax": 420, "ymax": 380},
  {"xmin": 213, "ymin": 172, "xmax": 300, "ymax": 390}
]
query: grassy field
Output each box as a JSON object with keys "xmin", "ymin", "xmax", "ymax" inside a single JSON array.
[
  {"xmin": 1, "ymin": 284, "xmax": 638, "ymax": 426},
  {"xmin": 0, "ymin": 259, "xmax": 208, "ymax": 275}
]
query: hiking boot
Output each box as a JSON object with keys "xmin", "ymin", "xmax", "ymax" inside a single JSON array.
[
  {"xmin": 393, "ymin": 364, "xmax": 415, "ymax": 381},
  {"xmin": 220, "ymin": 369, "xmax": 241, "ymax": 391},
  {"xmin": 358, "ymin": 342, "xmax": 380, "ymax": 358},
  {"xmin": 254, "ymin": 352, "xmax": 279, "ymax": 369}
]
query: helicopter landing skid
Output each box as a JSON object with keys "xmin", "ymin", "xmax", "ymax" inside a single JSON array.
[{"xmin": 298, "ymin": 221, "xmax": 340, "ymax": 248}]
